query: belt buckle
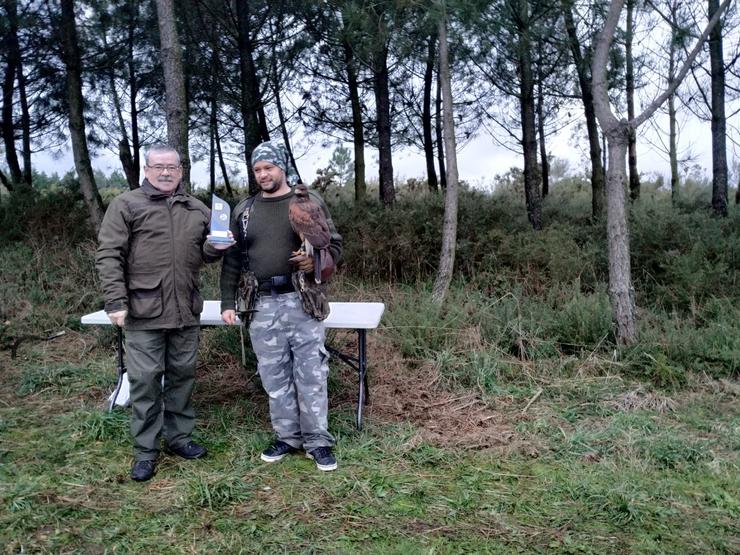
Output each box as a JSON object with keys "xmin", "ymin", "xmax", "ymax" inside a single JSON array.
[{"xmin": 270, "ymin": 275, "xmax": 289, "ymax": 299}]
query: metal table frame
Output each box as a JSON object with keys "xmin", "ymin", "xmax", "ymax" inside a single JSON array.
[{"xmin": 82, "ymin": 300, "xmax": 384, "ymax": 430}]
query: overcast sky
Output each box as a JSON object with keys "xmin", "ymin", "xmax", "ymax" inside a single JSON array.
[{"xmin": 31, "ymin": 109, "xmax": 727, "ymax": 193}]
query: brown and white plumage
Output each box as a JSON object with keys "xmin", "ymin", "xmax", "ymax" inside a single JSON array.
[{"xmin": 289, "ymin": 183, "xmax": 331, "ymax": 283}]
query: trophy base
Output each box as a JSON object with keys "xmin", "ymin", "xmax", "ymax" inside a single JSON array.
[{"xmin": 208, "ymin": 237, "xmax": 233, "ymax": 244}]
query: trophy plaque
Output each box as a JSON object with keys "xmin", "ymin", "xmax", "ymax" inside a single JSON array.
[{"xmin": 209, "ymin": 194, "xmax": 232, "ymax": 243}]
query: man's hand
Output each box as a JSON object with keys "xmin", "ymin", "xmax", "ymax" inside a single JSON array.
[
  {"xmin": 222, "ymin": 309, "xmax": 237, "ymax": 325},
  {"xmin": 107, "ymin": 310, "xmax": 127, "ymax": 327},
  {"xmin": 289, "ymin": 250, "xmax": 314, "ymax": 272},
  {"xmin": 206, "ymin": 231, "xmax": 236, "ymax": 250}
]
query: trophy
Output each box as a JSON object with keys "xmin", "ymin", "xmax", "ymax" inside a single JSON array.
[{"xmin": 209, "ymin": 194, "xmax": 232, "ymax": 244}]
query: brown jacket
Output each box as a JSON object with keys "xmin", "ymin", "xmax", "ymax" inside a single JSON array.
[{"xmin": 96, "ymin": 180, "xmax": 221, "ymax": 330}]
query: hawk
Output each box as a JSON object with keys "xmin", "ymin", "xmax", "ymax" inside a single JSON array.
[{"xmin": 288, "ymin": 183, "xmax": 331, "ymax": 284}]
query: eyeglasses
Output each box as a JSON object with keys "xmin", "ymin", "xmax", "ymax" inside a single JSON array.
[{"xmin": 147, "ymin": 164, "xmax": 181, "ymax": 173}]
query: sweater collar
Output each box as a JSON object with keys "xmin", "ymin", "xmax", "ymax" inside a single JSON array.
[{"xmin": 257, "ymin": 188, "xmax": 294, "ymax": 203}]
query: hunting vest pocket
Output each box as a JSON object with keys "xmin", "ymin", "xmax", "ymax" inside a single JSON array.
[{"xmin": 128, "ymin": 274, "xmax": 163, "ymax": 319}]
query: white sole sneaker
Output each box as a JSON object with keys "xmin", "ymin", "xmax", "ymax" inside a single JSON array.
[
  {"xmin": 305, "ymin": 451, "xmax": 338, "ymax": 471},
  {"xmin": 260, "ymin": 444, "xmax": 300, "ymax": 463},
  {"xmin": 260, "ymin": 452, "xmax": 289, "ymax": 463}
]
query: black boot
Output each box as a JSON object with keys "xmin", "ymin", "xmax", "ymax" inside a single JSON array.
[
  {"xmin": 131, "ymin": 460, "xmax": 156, "ymax": 482},
  {"xmin": 166, "ymin": 441, "xmax": 208, "ymax": 460}
]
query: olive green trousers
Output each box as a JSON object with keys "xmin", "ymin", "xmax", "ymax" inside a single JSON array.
[{"xmin": 125, "ymin": 326, "xmax": 200, "ymax": 461}]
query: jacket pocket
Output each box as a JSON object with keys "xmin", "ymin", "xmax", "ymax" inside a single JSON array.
[
  {"xmin": 191, "ymin": 283, "xmax": 204, "ymax": 315},
  {"xmin": 128, "ymin": 274, "xmax": 163, "ymax": 319}
]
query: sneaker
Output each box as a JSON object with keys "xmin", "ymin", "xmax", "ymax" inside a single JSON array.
[
  {"xmin": 261, "ymin": 440, "xmax": 300, "ymax": 463},
  {"xmin": 305, "ymin": 446, "xmax": 338, "ymax": 471}
]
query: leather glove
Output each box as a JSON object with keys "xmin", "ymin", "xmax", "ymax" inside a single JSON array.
[{"xmin": 107, "ymin": 310, "xmax": 127, "ymax": 327}]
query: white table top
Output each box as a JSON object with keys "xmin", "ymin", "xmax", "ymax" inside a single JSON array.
[{"xmin": 81, "ymin": 300, "xmax": 385, "ymax": 330}]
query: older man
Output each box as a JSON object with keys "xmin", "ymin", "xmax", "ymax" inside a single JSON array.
[
  {"xmin": 96, "ymin": 144, "xmax": 233, "ymax": 481},
  {"xmin": 220, "ymin": 141, "xmax": 343, "ymax": 471}
]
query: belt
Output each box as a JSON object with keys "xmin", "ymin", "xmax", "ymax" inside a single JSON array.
[{"xmin": 258, "ymin": 274, "xmax": 295, "ymax": 296}]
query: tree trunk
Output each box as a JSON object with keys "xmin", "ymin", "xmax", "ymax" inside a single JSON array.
[
  {"xmin": 275, "ymin": 93, "xmax": 301, "ymax": 184},
  {"xmin": 214, "ymin": 120, "xmax": 232, "ymax": 196},
  {"xmin": 604, "ymin": 127, "xmax": 637, "ymax": 342},
  {"xmin": 269, "ymin": 27, "xmax": 301, "ymax": 184},
  {"xmin": 2, "ymin": 47, "xmax": 22, "ymax": 186},
  {"xmin": 235, "ymin": 0, "xmax": 264, "ymax": 195},
  {"xmin": 127, "ymin": 0, "xmax": 140, "ymax": 189},
  {"xmin": 8, "ymin": 0, "xmax": 31, "ymax": 186},
  {"xmin": 60, "ymin": 0, "xmax": 104, "ymax": 233},
  {"xmin": 100, "ymin": 29, "xmax": 137, "ymax": 191},
  {"xmin": 432, "ymin": 9, "xmax": 459, "ymax": 303},
  {"xmin": 3, "ymin": 0, "xmax": 28, "ymax": 187},
  {"xmin": 423, "ymin": 34, "xmax": 438, "ymax": 192},
  {"xmin": 17, "ymin": 64, "xmax": 31, "ymax": 186},
  {"xmin": 668, "ymin": 13, "xmax": 679, "ymax": 205},
  {"xmin": 591, "ymin": 0, "xmax": 730, "ymax": 345},
  {"xmin": 668, "ymin": 91, "xmax": 679, "ymax": 205},
  {"xmin": 209, "ymin": 94, "xmax": 216, "ymax": 195},
  {"xmin": 374, "ymin": 44, "xmax": 395, "ymax": 207},
  {"xmin": 118, "ymin": 139, "xmax": 136, "ymax": 189},
  {"xmin": 536, "ymin": 67, "xmax": 549, "ymax": 198},
  {"xmin": 709, "ymin": 0, "xmax": 728, "ymax": 217},
  {"xmin": 562, "ymin": 0, "xmax": 605, "ymax": 218},
  {"xmin": 602, "ymin": 132, "xmax": 607, "ymax": 174},
  {"xmin": 592, "ymin": 0, "xmax": 638, "ymax": 345},
  {"xmin": 435, "ymin": 71, "xmax": 447, "ymax": 189},
  {"xmin": 0, "ymin": 168, "xmax": 9, "ymax": 191},
  {"xmin": 208, "ymin": 37, "xmax": 232, "ymax": 197},
  {"xmin": 155, "ymin": 0, "xmax": 190, "ymax": 191},
  {"xmin": 343, "ymin": 38, "xmax": 366, "ymax": 202},
  {"xmin": 626, "ymin": 0, "xmax": 640, "ymax": 201},
  {"xmin": 117, "ymin": 140, "xmax": 137, "ymax": 190},
  {"xmin": 517, "ymin": 0, "xmax": 542, "ymax": 230}
]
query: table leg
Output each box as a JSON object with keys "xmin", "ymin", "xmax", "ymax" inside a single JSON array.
[
  {"xmin": 325, "ymin": 329, "xmax": 371, "ymax": 431},
  {"xmin": 357, "ymin": 329, "xmax": 368, "ymax": 430},
  {"xmin": 109, "ymin": 327, "xmax": 126, "ymax": 412}
]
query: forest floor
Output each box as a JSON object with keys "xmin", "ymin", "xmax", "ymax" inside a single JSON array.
[
  {"xmin": 1, "ymin": 318, "xmax": 737, "ymax": 554},
  {"xmin": 1, "ymin": 187, "xmax": 738, "ymax": 553}
]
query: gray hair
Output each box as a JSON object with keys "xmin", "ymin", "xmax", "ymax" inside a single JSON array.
[{"xmin": 145, "ymin": 144, "xmax": 180, "ymax": 165}]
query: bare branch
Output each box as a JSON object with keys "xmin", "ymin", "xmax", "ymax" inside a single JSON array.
[{"xmin": 633, "ymin": 0, "xmax": 732, "ymax": 128}]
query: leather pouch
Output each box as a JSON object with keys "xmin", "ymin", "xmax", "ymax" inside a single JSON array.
[
  {"xmin": 236, "ymin": 271, "xmax": 259, "ymax": 326},
  {"xmin": 292, "ymin": 271, "xmax": 330, "ymax": 321}
]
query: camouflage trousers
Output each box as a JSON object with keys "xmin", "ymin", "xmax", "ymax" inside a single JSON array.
[{"xmin": 249, "ymin": 292, "xmax": 334, "ymax": 450}]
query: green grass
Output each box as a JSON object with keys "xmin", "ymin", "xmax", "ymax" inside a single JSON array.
[
  {"xmin": 1, "ymin": 327, "xmax": 738, "ymax": 554},
  {"xmin": 0, "ymin": 181, "xmax": 738, "ymax": 553}
]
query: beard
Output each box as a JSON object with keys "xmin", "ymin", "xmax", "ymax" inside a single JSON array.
[{"xmin": 259, "ymin": 176, "xmax": 282, "ymax": 194}]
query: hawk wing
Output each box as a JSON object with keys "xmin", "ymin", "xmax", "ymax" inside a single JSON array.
[
  {"xmin": 289, "ymin": 185, "xmax": 332, "ymax": 284},
  {"xmin": 288, "ymin": 190, "xmax": 331, "ymax": 248}
]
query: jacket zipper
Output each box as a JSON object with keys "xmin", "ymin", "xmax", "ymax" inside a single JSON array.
[{"xmin": 168, "ymin": 197, "xmax": 183, "ymax": 327}]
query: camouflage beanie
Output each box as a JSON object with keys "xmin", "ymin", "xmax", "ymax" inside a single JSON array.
[{"xmin": 251, "ymin": 141, "xmax": 299, "ymax": 184}]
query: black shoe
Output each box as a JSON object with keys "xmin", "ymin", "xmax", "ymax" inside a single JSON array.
[
  {"xmin": 260, "ymin": 440, "xmax": 300, "ymax": 463},
  {"xmin": 305, "ymin": 446, "xmax": 337, "ymax": 471},
  {"xmin": 131, "ymin": 460, "xmax": 156, "ymax": 482},
  {"xmin": 166, "ymin": 441, "xmax": 208, "ymax": 460}
]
